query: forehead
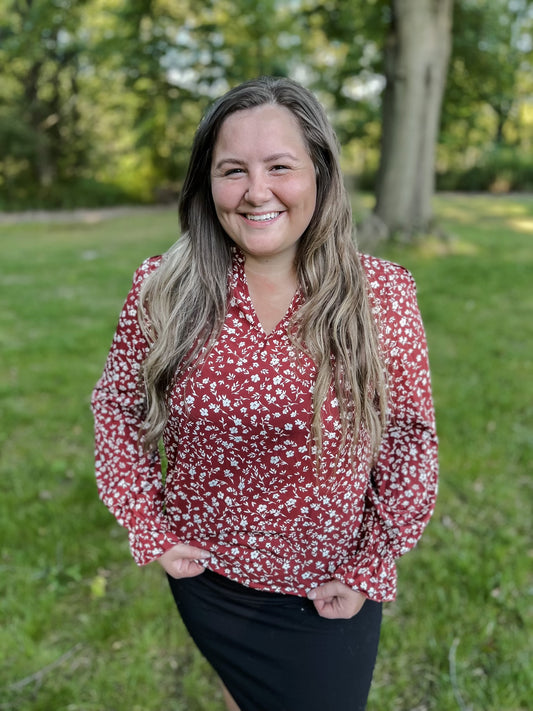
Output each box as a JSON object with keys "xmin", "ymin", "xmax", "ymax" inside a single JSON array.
[{"xmin": 214, "ymin": 104, "xmax": 308, "ymax": 151}]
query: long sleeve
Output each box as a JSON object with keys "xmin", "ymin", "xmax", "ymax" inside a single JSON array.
[
  {"xmin": 91, "ymin": 258, "xmax": 181, "ymax": 565},
  {"xmin": 335, "ymin": 261, "xmax": 439, "ymax": 601}
]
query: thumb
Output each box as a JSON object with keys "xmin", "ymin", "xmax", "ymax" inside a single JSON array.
[
  {"xmin": 307, "ymin": 580, "xmax": 342, "ymax": 601},
  {"xmin": 165, "ymin": 543, "xmax": 211, "ymax": 560},
  {"xmin": 182, "ymin": 545, "xmax": 211, "ymax": 559}
]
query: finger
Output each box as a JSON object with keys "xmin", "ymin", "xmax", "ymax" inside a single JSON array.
[
  {"xmin": 312, "ymin": 596, "xmax": 349, "ymax": 619},
  {"xmin": 169, "ymin": 560, "xmax": 207, "ymax": 579},
  {"xmin": 174, "ymin": 557, "xmax": 207, "ymax": 573},
  {"xmin": 311, "ymin": 594, "xmax": 344, "ymax": 618},
  {"xmin": 313, "ymin": 592, "xmax": 366, "ymax": 619},
  {"xmin": 313, "ymin": 602, "xmax": 339, "ymax": 619}
]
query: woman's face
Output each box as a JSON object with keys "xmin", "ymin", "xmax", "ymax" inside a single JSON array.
[{"xmin": 210, "ymin": 104, "xmax": 317, "ymax": 268}]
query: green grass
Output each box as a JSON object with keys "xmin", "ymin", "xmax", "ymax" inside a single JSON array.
[{"xmin": 1, "ymin": 195, "xmax": 531, "ymax": 710}]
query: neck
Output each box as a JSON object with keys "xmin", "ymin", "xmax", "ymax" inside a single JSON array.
[
  {"xmin": 242, "ymin": 252, "xmax": 298, "ymax": 291},
  {"xmin": 241, "ymin": 254, "xmax": 299, "ymax": 335}
]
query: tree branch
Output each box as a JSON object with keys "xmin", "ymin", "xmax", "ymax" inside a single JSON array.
[
  {"xmin": 448, "ymin": 638, "xmax": 472, "ymax": 711},
  {"xmin": 7, "ymin": 643, "xmax": 84, "ymax": 692}
]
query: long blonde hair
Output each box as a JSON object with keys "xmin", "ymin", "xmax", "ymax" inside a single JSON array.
[{"xmin": 139, "ymin": 77, "xmax": 387, "ymax": 465}]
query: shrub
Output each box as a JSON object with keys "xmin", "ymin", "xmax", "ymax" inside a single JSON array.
[{"xmin": 437, "ymin": 147, "xmax": 533, "ymax": 192}]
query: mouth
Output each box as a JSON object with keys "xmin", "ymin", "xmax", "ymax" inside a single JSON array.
[{"xmin": 242, "ymin": 211, "xmax": 281, "ymax": 222}]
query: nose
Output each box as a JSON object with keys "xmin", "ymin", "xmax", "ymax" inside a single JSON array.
[{"xmin": 244, "ymin": 170, "xmax": 271, "ymax": 205}]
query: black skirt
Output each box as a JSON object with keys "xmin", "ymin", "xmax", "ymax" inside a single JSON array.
[{"xmin": 167, "ymin": 569, "xmax": 382, "ymax": 711}]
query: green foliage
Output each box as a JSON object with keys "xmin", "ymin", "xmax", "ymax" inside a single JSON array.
[
  {"xmin": 442, "ymin": 0, "xmax": 533, "ymax": 160},
  {"xmin": 0, "ymin": 1, "xmax": 532, "ymax": 207},
  {"xmin": 0, "ymin": 194, "xmax": 531, "ymax": 709},
  {"xmin": 0, "ymin": 177, "xmax": 143, "ymax": 211},
  {"xmin": 0, "ymin": 0, "xmax": 92, "ymax": 189},
  {"xmin": 437, "ymin": 146, "xmax": 533, "ymax": 192}
]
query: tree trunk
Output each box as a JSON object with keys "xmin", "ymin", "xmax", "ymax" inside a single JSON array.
[
  {"xmin": 24, "ymin": 60, "xmax": 54, "ymax": 187},
  {"xmin": 373, "ymin": 0, "xmax": 453, "ymax": 240}
]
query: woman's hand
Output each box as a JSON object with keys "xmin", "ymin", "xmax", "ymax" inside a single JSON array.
[
  {"xmin": 157, "ymin": 543, "xmax": 211, "ymax": 579},
  {"xmin": 307, "ymin": 580, "xmax": 367, "ymax": 619}
]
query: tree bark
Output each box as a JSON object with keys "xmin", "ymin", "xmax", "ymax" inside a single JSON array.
[{"xmin": 373, "ymin": 0, "xmax": 453, "ymax": 240}]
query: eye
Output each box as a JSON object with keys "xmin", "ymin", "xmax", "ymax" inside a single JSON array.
[
  {"xmin": 224, "ymin": 167, "xmax": 245, "ymax": 176},
  {"xmin": 271, "ymin": 164, "xmax": 289, "ymax": 173}
]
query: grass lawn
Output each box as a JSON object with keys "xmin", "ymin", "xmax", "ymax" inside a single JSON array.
[{"xmin": 1, "ymin": 194, "xmax": 531, "ymax": 710}]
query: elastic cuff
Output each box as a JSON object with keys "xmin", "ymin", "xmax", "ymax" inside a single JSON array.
[
  {"xmin": 334, "ymin": 554, "xmax": 397, "ymax": 602},
  {"xmin": 129, "ymin": 526, "xmax": 181, "ymax": 566}
]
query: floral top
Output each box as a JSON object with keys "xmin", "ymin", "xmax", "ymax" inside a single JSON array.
[{"xmin": 91, "ymin": 250, "xmax": 438, "ymax": 601}]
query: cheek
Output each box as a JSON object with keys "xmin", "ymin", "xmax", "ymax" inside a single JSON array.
[
  {"xmin": 212, "ymin": 183, "xmax": 240, "ymax": 213},
  {"xmin": 211, "ymin": 184, "xmax": 224, "ymax": 213},
  {"xmin": 294, "ymin": 179, "xmax": 317, "ymax": 215},
  {"xmin": 289, "ymin": 172, "xmax": 316, "ymax": 201}
]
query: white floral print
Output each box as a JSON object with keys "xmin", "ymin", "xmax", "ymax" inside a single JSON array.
[{"xmin": 91, "ymin": 250, "xmax": 438, "ymax": 601}]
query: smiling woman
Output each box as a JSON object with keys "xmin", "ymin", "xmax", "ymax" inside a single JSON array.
[
  {"xmin": 91, "ymin": 76, "xmax": 438, "ymax": 711},
  {"xmin": 210, "ymin": 104, "xmax": 317, "ymax": 275}
]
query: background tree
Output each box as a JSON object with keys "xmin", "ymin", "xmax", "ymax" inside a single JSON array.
[
  {"xmin": 438, "ymin": 0, "xmax": 533, "ymax": 191},
  {"xmin": 1, "ymin": 0, "xmax": 532, "ymax": 213},
  {"xmin": 0, "ymin": 0, "xmax": 89, "ymax": 203},
  {"xmin": 446, "ymin": 0, "xmax": 533, "ymax": 147},
  {"xmin": 298, "ymin": 0, "xmax": 387, "ymax": 189},
  {"xmin": 371, "ymin": 0, "xmax": 454, "ymax": 240},
  {"xmin": 93, "ymin": 0, "xmax": 310, "ymax": 200}
]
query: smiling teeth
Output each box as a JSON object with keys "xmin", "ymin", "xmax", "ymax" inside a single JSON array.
[{"xmin": 246, "ymin": 212, "xmax": 279, "ymax": 221}]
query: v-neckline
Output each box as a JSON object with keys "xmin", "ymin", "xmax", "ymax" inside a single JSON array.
[{"xmin": 231, "ymin": 250, "xmax": 301, "ymax": 337}]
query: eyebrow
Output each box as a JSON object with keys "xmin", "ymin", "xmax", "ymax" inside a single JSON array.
[{"xmin": 213, "ymin": 152, "xmax": 300, "ymax": 171}]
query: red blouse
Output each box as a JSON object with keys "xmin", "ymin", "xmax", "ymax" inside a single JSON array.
[{"xmin": 92, "ymin": 250, "xmax": 438, "ymax": 602}]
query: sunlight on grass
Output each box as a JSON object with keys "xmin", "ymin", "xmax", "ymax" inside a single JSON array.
[
  {"xmin": 414, "ymin": 234, "xmax": 480, "ymax": 258},
  {"xmin": 509, "ymin": 217, "xmax": 533, "ymax": 233},
  {"xmin": 434, "ymin": 192, "xmax": 533, "ymax": 224},
  {"xmin": 1, "ymin": 195, "xmax": 531, "ymax": 711}
]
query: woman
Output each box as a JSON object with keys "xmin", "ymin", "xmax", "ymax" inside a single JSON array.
[{"xmin": 92, "ymin": 76, "xmax": 438, "ymax": 711}]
